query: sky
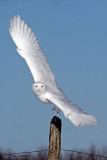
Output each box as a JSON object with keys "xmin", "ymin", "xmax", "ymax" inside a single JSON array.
[{"xmin": 0, "ymin": 0, "xmax": 107, "ymax": 153}]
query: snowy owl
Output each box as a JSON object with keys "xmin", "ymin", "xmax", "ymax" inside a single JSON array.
[{"xmin": 9, "ymin": 15, "xmax": 97, "ymax": 127}]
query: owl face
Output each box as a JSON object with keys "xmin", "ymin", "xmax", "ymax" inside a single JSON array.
[{"xmin": 32, "ymin": 82, "xmax": 46, "ymax": 93}]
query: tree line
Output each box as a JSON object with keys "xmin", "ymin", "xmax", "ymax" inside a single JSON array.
[{"xmin": 0, "ymin": 145, "xmax": 107, "ymax": 160}]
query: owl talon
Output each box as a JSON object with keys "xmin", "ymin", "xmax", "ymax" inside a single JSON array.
[{"xmin": 52, "ymin": 106, "xmax": 60, "ymax": 114}]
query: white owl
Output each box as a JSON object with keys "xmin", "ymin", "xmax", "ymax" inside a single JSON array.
[{"xmin": 9, "ymin": 15, "xmax": 97, "ymax": 127}]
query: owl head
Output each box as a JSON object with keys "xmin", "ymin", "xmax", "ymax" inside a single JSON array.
[{"xmin": 32, "ymin": 82, "xmax": 46, "ymax": 94}]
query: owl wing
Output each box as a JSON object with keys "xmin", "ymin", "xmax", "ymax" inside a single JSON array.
[
  {"xmin": 47, "ymin": 91, "xmax": 97, "ymax": 127},
  {"xmin": 9, "ymin": 15, "xmax": 57, "ymax": 86}
]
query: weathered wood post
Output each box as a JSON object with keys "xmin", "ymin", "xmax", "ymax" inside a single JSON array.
[{"xmin": 48, "ymin": 116, "xmax": 62, "ymax": 160}]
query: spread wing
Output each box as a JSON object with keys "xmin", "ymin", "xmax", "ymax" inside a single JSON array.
[
  {"xmin": 47, "ymin": 91, "xmax": 97, "ymax": 127},
  {"xmin": 9, "ymin": 15, "xmax": 57, "ymax": 86}
]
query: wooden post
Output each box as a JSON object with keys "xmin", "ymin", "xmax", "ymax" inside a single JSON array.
[{"xmin": 48, "ymin": 116, "xmax": 62, "ymax": 160}]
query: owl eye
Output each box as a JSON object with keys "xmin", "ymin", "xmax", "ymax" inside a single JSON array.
[
  {"xmin": 41, "ymin": 86, "xmax": 44, "ymax": 87},
  {"xmin": 35, "ymin": 86, "xmax": 38, "ymax": 87}
]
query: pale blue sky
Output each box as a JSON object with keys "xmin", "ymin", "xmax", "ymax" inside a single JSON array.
[{"xmin": 0, "ymin": 0, "xmax": 107, "ymax": 152}]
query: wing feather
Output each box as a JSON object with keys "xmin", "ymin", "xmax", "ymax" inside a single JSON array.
[
  {"xmin": 9, "ymin": 15, "xmax": 57, "ymax": 86},
  {"xmin": 47, "ymin": 91, "xmax": 97, "ymax": 127}
]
